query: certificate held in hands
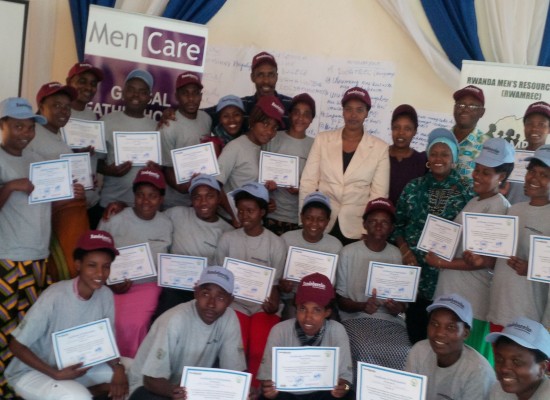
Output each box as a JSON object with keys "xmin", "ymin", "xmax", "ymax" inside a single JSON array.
[
  {"xmin": 365, "ymin": 262, "xmax": 421, "ymax": 302},
  {"xmin": 52, "ymin": 318, "xmax": 119, "ymax": 369},
  {"xmin": 223, "ymin": 258, "xmax": 275, "ymax": 304},
  {"xmin": 462, "ymin": 212, "xmax": 518, "ymax": 258},
  {"xmin": 417, "ymin": 214, "xmax": 462, "ymax": 261},
  {"xmin": 113, "ymin": 131, "xmax": 161, "ymax": 166},
  {"xmin": 28, "ymin": 159, "xmax": 74, "ymax": 204},
  {"xmin": 181, "ymin": 367, "xmax": 252, "ymax": 400},
  {"xmin": 60, "ymin": 152, "xmax": 94, "ymax": 190},
  {"xmin": 107, "ymin": 243, "xmax": 157, "ymax": 284},
  {"xmin": 356, "ymin": 362, "xmax": 427, "ymax": 400},
  {"xmin": 259, "ymin": 151, "xmax": 299, "ymax": 188},
  {"xmin": 527, "ymin": 235, "xmax": 550, "ymax": 283},
  {"xmin": 157, "ymin": 253, "xmax": 207, "ymax": 291},
  {"xmin": 283, "ymin": 246, "xmax": 338, "ymax": 283},
  {"xmin": 171, "ymin": 142, "xmax": 220, "ymax": 184},
  {"xmin": 60, "ymin": 118, "xmax": 107, "ymax": 153}
]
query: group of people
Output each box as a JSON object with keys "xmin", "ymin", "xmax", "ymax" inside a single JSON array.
[{"xmin": 1, "ymin": 49, "xmax": 550, "ymax": 400}]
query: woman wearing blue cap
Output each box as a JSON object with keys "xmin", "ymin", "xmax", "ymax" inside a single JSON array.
[
  {"xmin": 201, "ymin": 95, "xmax": 245, "ymax": 157},
  {"xmin": 394, "ymin": 128, "xmax": 473, "ymax": 344}
]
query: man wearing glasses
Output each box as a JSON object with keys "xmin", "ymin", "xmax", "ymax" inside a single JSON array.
[{"xmin": 451, "ymin": 85, "xmax": 489, "ymax": 183}]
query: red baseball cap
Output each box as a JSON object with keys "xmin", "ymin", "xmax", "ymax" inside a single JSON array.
[
  {"xmin": 291, "ymin": 93, "xmax": 316, "ymax": 118},
  {"xmin": 67, "ymin": 61, "xmax": 104, "ymax": 81},
  {"xmin": 523, "ymin": 101, "xmax": 550, "ymax": 122},
  {"xmin": 453, "ymin": 85, "xmax": 485, "ymax": 106},
  {"xmin": 341, "ymin": 86, "xmax": 371, "ymax": 110},
  {"xmin": 133, "ymin": 167, "xmax": 166, "ymax": 190},
  {"xmin": 252, "ymin": 51, "xmax": 277, "ymax": 70},
  {"xmin": 363, "ymin": 197, "xmax": 396, "ymax": 219},
  {"xmin": 36, "ymin": 82, "xmax": 77, "ymax": 105},
  {"xmin": 256, "ymin": 95, "xmax": 285, "ymax": 128},
  {"xmin": 76, "ymin": 230, "xmax": 119, "ymax": 256},
  {"xmin": 175, "ymin": 71, "xmax": 203, "ymax": 90},
  {"xmin": 295, "ymin": 273, "xmax": 335, "ymax": 307},
  {"xmin": 392, "ymin": 104, "xmax": 418, "ymax": 129}
]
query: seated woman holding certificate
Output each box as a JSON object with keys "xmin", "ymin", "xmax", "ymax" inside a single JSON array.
[
  {"xmin": 336, "ymin": 198, "xmax": 410, "ymax": 370},
  {"xmin": 216, "ymin": 182, "xmax": 286, "ymax": 391},
  {"xmin": 258, "ymin": 273, "xmax": 353, "ymax": 400},
  {"xmin": 431, "ymin": 138, "xmax": 514, "ymax": 364},
  {"xmin": 5, "ymin": 230, "xmax": 128, "ymax": 400},
  {"xmin": 488, "ymin": 145, "xmax": 550, "ymax": 332},
  {"xmin": 394, "ymin": 128, "xmax": 472, "ymax": 344},
  {"xmin": 98, "ymin": 167, "xmax": 173, "ymax": 358}
]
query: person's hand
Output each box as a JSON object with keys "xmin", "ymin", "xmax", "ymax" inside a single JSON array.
[
  {"xmin": 507, "ymin": 256, "xmax": 528, "ymax": 276},
  {"xmin": 8, "ymin": 178, "xmax": 34, "ymax": 195},
  {"xmin": 262, "ymin": 296, "xmax": 279, "ymax": 314},
  {"xmin": 172, "ymin": 385, "xmax": 187, "ymax": 399},
  {"xmin": 264, "ymin": 180, "xmax": 277, "ymax": 191},
  {"xmin": 260, "ymin": 380, "xmax": 278, "ymax": 399},
  {"xmin": 365, "ymin": 288, "xmax": 380, "ymax": 315},
  {"xmin": 103, "ymin": 161, "xmax": 133, "ymax": 177},
  {"xmin": 109, "ymin": 365, "xmax": 128, "ymax": 400},
  {"xmin": 385, "ymin": 298, "xmax": 406, "ymax": 316},
  {"xmin": 157, "ymin": 107, "xmax": 176, "ymax": 129},
  {"xmin": 102, "ymin": 201, "xmax": 127, "ymax": 221},
  {"xmin": 54, "ymin": 363, "xmax": 90, "ymax": 380},
  {"xmin": 268, "ymin": 198, "xmax": 277, "ymax": 213},
  {"xmin": 400, "ymin": 244, "xmax": 418, "ymax": 266},
  {"xmin": 425, "ymin": 251, "xmax": 445, "ymax": 269},
  {"xmin": 286, "ymin": 187, "xmax": 299, "ymax": 195},
  {"xmin": 331, "ymin": 378, "xmax": 352, "ymax": 398},
  {"xmin": 109, "ymin": 279, "xmax": 132, "ymax": 294},
  {"xmin": 73, "ymin": 183, "xmax": 86, "ymax": 200},
  {"xmin": 278, "ymin": 279, "xmax": 294, "ymax": 293},
  {"xmin": 74, "ymin": 145, "xmax": 95, "ymax": 156},
  {"xmin": 463, "ymin": 250, "xmax": 489, "ymax": 269}
]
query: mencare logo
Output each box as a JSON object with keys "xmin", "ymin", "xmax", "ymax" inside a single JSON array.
[{"xmin": 142, "ymin": 27, "xmax": 205, "ymax": 66}]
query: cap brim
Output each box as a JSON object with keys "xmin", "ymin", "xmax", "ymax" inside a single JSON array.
[
  {"xmin": 485, "ymin": 331, "xmax": 547, "ymax": 355},
  {"xmin": 426, "ymin": 304, "xmax": 470, "ymax": 325}
]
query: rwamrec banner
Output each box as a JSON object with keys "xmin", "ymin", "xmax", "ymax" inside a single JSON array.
[
  {"xmin": 460, "ymin": 61, "xmax": 550, "ymax": 148},
  {"xmin": 84, "ymin": 5, "xmax": 208, "ymax": 120}
]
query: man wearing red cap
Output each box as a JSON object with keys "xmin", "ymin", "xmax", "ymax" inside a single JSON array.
[{"xmin": 451, "ymin": 85, "xmax": 490, "ymax": 183}]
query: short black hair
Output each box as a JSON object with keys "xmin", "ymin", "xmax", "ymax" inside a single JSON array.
[
  {"xmin": 301, "ymin": 201, "xmax": 331, "ymax": 219},
  {"xmin": 495, "ymin": 336, "xmax": 548, "ymax": 363},
  {"xmin": 493, "ymin": 162, "xmax": 515, "ymax": 188},
  {"xmin": 73, "ymin": 248, "xmax": 116, "ymax": 262},
  {"xmin": 234, "ymin": 191, "xmax": 269, "ymax": 213},
  {"xmin": 132, "ymin": 182, "xmax": 165, "ymax": 197},
  {"xmin": 527, "ymin": 158, "xmax": 550, "ymax": 170}
]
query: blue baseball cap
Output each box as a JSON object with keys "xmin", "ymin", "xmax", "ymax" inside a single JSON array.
[
  {"xmin": 125, "ymin": 69, "xmax": 154, "ymax": 91},
  {"xmin": 197, "ymin": 266, "xmax": 234, "ymax": 294},
  {"xmin": 189, "ymin": 174, "xmax": 221, "ymax": 193},
  {"xmin": 525, "ymin": 144, "xmax": 550, "ymax": 168},
  {"xmin": 427, "ymin": 293, "xmax": 473, "ymax": 327},
  {"xmin": 427, "ymin": 128, "xmax": 459, "ymax": 164},
  {"xmin": 475, "ymin": 138, "xmax": 515, "ymax": 167},
  {"xmin": 216, "ymin": 95, "xmax": 245, "ymax": 113},
  {"xmin": 232, "ymin": 182, "xmax": 269, "ymax": 203},
  {"xmin": 486, "ymin": 317, "xmax": 550, "ymax": 358},
  {"xmin": 0, "ymin": 97, "xmax": 46, "ymax": 124},
  {"xmin": 302, "ymin": 191, "xmax": 331, "ymax": 211}
]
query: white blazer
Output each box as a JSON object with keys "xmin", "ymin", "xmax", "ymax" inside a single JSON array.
[{"xmin": 299, "ymin": 128, "xmax": 390, "ymax": 239}]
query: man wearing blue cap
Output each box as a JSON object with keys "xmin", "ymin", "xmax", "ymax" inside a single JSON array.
[
  {"xmin": 0, "ymin": 97, "xmax": 51, "ymax": 398},
  {"xmin": 405, "ymin": 293, "xmax": 495, "ymax": 400},
  {"xmin": 127, "ymin": 266, "xmax": 245, "ymax": 400}
]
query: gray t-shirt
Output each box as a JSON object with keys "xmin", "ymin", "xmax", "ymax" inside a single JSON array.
[
  {"xmin": 217, "ymin": 135, "xmax": 261, "ymax": 194},
  {"xmin": 336, "ymin": 241, "xmax": 403, "ymax": 323},
  {"xmin": 160, "ymin": 110, "xmax": 211, "ymax": 208},
  {"xmin": 0, "ymin": 147, "xmax": 50, "ymax": 260},
  {"xmin": 163, "ymin": 206, "xmax": 233, "ymax": 265},
  {"xmin": 216, "ymin": 228, "xmax": 286, "ymax": 316},
  {"xmin": 128, "ymin": 300, "xmax": 246, "ymax": 394},
  {"xmin": 99, "ymin": 111, "xmax": 157, "ymax": 207},
  {"xmin": 256, "ymin": 318, "xmax": 354, "ymax": 388},
  {"xmin": 488, "ymin": 202, "xmax": 550, "ymax": 326},
  {"xmin": 266, "ymin": 131, "xmax": 314, "ymax": 223},
  {"xmin": 405, "ymin": 340, "xmax": 495, "ymax": 400},
  {"xmin": 27, "ymin": 124, "xmax": 72, "ymax": 160},
  {"xmin": 98, "ymin": 207, "xmax": 173, "ymax": 283},
  {"xmin": 489, "ymin": 377, "xmax": 550, "ymax": 399},
  {"xmin": 5, "ymin": 279, "xmax": 114, "ymax": 386},
  {"xmin": 435, "ymin": 194, "xmax": 510, "ymax": 321},
  {"xmin": 281, "ymin": 229, "xmax": 343, "ymax": 256}
]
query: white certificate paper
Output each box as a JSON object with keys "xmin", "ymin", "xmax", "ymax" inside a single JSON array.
[
  {"xmin": 107, "ymin": 243, "xmax": 156, "ymax": 284},
  {"xmin": 60, "ymin": 153, "xmax": 93, "ymax": 190},
  {"xmin": 60, "ymin": 118, "xmax": 106, "ymax": 153},
  {"xmin": 283, "ymin": 246, "xmax": 338, "ymax": 283},
  {"xmin": 158, "ymin": 253, "xmax": 207, "ymax": 291},
  {"xmin": 259, "ymin": 151, "xmax": 299, "ymax": 188},
  {"xmin": 52, "ymin": 318, "xmax": 119, "ymax": 369},
  {"xmin": 356, "ymin": 362, "xmax": 427, "ymax": 400},
  {"xmin": 508, "ymin": 150, "xmax": 533, "ymax": 183},
  {"xmin": 365, "ymin": 262, "xmax": 421, "ymax": 302},
  {"xmin": 113, "ymin": 131, "xmax": 161, "ymax": 166},
  {"xmin": 417, "ymin": 214, "xmax": 462, "ymax": 261},
  {"xmin": 28, "ymin": 159, "xmax": 74, "ymax": 204},
  {"xmin": 171, "ymin": 142, "xmax": 220, "ymax": 184},
  {"xmin": 463, "ymin": 212, "xmax": 518, "ymax": 258},
  {"xmin": 527, "ymin": 235, "xmax": 550, "ymax": 283},
  {"xmin": 223, "ymin": 258, "xmax": 275, "ymax": 304},
  {"xmin": 273, "ymin": 347, "xmax": 338, "ymax": 392},
  {"xmin": 181, "ymin": 367, "xmax": 251, "ymax": 400}
]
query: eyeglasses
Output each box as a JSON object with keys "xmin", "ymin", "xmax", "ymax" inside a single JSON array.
[{"xmin": 454, "ymin": 103, "xmax": 484, "ymax": 111}]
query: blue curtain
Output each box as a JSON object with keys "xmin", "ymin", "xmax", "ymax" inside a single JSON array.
[
  {"xmin": 538, "ymin": 6, "xmax": 550, "ymax": 66},
  {"xmin": 162, "ymin": 0, "xmax": 226, "ymax": 24},
  {"xmin": 420, "ymin": 0, "xmax": 485, "ymax": 69},
  {"xmin": 69, "ymin": 0, "xmax": 116, "ymax": 62}
]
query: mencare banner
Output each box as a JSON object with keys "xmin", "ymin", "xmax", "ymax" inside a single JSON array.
[
  {"xmin": 84, "ymin": 5, "xmax": 208, "ymax": 120},
  {"xmin": 461, "ymin": 61, "xmax": 550, "ymax": 148}
]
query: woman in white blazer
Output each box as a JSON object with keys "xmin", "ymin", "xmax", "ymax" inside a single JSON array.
[{"xmin": 300, "ymin": 87, "xmax": 390, "ymax": 244}]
